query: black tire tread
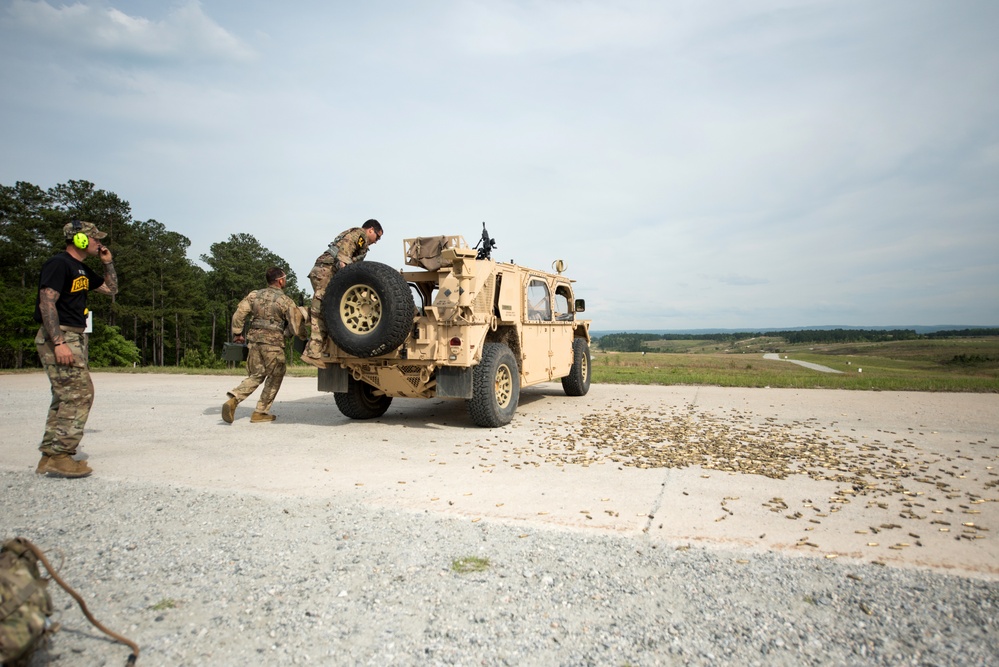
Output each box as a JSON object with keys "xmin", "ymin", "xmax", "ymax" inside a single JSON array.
[
  {"xmin": 467, "ymin": 342, "xmax": 520, "ymax": 427},
  {"xmin": 561, "ymin": 337, "xmax": 591, "ymax": 396},
  {"xmin": 334, "ymin": 377, "xmax": 392, "ymax": 420}
]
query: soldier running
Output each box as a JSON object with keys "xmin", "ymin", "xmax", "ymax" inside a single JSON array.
[{"xmin": 222, "ymin": 267, "xmax": 307, "ymax": 424}]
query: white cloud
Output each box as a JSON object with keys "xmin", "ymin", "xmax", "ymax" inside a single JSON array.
[
  {"xmin": 1, "ymin": 0, "xmax": 997, "ymax": 329},
  {"xmin": 451, "ymin": 0, "xmax": 669, "ymax": 57},
  {"xmin": 6, "ymin": 0, "xmax": 255, "ymax": 63}
]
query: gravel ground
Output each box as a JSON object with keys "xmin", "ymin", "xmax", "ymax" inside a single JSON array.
[{"xmin": 2, "ymin": 471, "xmax": 997, "ymax": 667}]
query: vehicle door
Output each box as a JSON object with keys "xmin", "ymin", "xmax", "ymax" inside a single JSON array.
[
  {"xmin": 521, "ymin": 276, "xmax": 554, "ymax": 383},
  {"xmin": 549, "ymin": 283, "xmax": 575, "ymax": 377}
]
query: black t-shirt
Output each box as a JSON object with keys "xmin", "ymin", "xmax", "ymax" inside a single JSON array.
[{"xmin": 34, "ymin": 252, "xmax": 105, "ymax": 328}]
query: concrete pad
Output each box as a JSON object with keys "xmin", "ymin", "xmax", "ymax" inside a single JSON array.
[{"xmin": 1, "ymin": 373, "xmax": 996, "ymax": 579}]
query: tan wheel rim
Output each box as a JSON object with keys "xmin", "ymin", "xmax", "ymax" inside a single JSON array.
[
  {"xmin": 580, "ymin": 353, "xmax": 588, "ymax": 380},
  {"xmin": 495, "ymin": 363, "xmax": 513, "ymax": 409},
  {"xmin": 339, "ymin": 284, "xmax": 382, "ymax": 333}
]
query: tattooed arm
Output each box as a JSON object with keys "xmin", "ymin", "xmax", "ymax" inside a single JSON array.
[
  {"xmin": 93, "ymin": 262, "xmax": 118, "ymax": 296},
  {"xmin": 93, "ymin": 245, "xmax": 118, "ymax": 296},
  {"xmin": 39, "ymin": 287, "xmax": 74, "ymax": 365}
]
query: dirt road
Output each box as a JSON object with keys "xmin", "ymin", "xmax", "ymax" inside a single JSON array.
[{"xmin": 2, "ymin": 372, "xmax": 996, "ymax": 579}]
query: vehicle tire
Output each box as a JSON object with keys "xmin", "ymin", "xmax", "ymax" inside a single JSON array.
[
  {"xmin": 323, "ymin": 262, "xmax": 415, "ymax": 358},
  {"xmin": 334, "ymin": 376, "xmax": 392, "ymax": 420},
  {"xmin": 561, "ymin": 338, "xmax": 591, "ymax": 396},
  {"xmin": 467, "ymin": 342, "xmax": 520, "ymax": 427}
]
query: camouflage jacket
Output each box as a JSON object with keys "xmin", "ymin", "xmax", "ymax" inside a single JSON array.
[
  {"xmin": 313, "ymin": 227, "xmax": 369, "ymax": 268},
  {"xmin": 232, "ymin": 287, "xmax": 305, "ymax": 348}
]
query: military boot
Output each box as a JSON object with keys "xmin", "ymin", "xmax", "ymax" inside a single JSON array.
[
  {"xmin": 222, "ymin": 396, "xmax": 239, "ymax": 424},
  {"xmin": 300, "ymin": 352, "xmax": 325, "ymax": 369},
  {"xmin": 35, "ymin": 453, "xmax": 50, "ymax": 474},
  {"xmin": 45, "ymin": 453, "xmax": 93, "ymax": 478},
  {"xmin": 250, "ymin": 411, "xmax": 276, "ymax": 423}
]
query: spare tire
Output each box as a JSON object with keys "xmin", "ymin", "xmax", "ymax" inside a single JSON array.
[{"xmin": 322, "ymin": 261, "xmax": 415, "ymax": 358}]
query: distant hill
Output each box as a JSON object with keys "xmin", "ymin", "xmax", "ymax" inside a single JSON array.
[{"xmin": 590, "ymin": 325, "xmax": 997, "ymax": 337}]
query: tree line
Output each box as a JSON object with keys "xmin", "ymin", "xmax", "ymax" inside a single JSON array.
[
  {"xmin": 1, "ymin": 179, "xmax": 308, "ymax": 369},
  {"xmin": 594, "ymin": 328, "xmax": 999, "ymax": 352}
]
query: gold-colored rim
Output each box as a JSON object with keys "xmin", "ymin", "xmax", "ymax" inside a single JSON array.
[
  {"xmin": 339, "ymin": 284, "xmax": 381, "ymax": 334},
  {"xmin": 580, "ymin": 352, "xmax": 588, "ymax": 380},
  {"xmin": 494, "ymin": 363, "xmax": 513, "ymax": 409}
]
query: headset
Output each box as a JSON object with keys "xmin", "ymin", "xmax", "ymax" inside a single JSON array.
[{"xmin": 70, "ymin": 219, "xmax": 89, "ymax": 250}]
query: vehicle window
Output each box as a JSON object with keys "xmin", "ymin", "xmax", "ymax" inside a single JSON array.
[
  {"xmin": 410, "ymin": 284, "xmax": 425, "ymax": 311},
  {"xmin": 554, "ymin": 286, "xmax": 572, "ymax": 321},
  {"xmin": 526, "ymin": 280, "xmax": 552, "ymax": 321},
  {"xmin": 410, "ymin": 283, "xmax": 435, "ymax": 314}
]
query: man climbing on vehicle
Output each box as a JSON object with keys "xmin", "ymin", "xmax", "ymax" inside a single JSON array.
[{"xmin": 301, "ymin": 219, "xmax": 383, "ymax": 367}]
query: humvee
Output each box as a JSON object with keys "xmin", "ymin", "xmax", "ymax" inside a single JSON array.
[{"xmin": 312, "ymin": 226, "xmax": 591, "ymax": 427}]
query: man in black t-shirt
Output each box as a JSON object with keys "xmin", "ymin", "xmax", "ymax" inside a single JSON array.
[{"xmin": 34, "ymin": 220, "xmax": 119, "ymax": 478}]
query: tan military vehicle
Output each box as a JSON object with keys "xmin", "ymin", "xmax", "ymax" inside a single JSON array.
[{"xmin": 313, "ymin": 226, "xmax": 591, "ymax": 427}]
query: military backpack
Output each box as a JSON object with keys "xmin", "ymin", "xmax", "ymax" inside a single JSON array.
[
  {"xmin": 0, "ymin": 538, "xmax": 138, "ymax": 666},
  {"xmin": 0, "ymin": 538, "xmax": 53, "ymax": 665}
]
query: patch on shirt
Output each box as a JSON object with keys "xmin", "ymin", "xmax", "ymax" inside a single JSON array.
[
  {"xmin": 357, "ymin": 237, "xmax": 366, "ymax": 249},
  {"xmin": 71, "ymin": 276, "xmax": 89, "ymax": 293}
]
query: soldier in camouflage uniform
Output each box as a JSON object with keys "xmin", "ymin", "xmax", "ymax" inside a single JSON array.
[
  {"xmin": 34, "ymin": 220, "xmax": 119, "ymax": 478},
  {"xmin": 301, "ymin": 219, "xmax": 383, "ymax": 367},
  {"xmin": 222, "ymin": 267, "xmax": 307, "ymax": 424}
]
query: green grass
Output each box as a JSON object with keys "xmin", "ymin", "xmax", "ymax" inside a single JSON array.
[
  {"xmin": 5, "ymin": 337, "xmax": 996, "ymax": 392},
  {"xmin": 149, "ymin": 598, "xmax": 178, "ymax": 611},
  {"xmin": 451, "ymin": 556, "xmax": 490, "ymax": 574},
  {"xmin": 5, "ymin": 364, "xmax": 321, "ymax": 378},
  {"xmin": 592, "ymin": 337, "xmax": 999, "ymax": 392}
]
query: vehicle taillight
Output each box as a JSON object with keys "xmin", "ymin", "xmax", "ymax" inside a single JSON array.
[{"xmin": 449, "ymin": 337, "xmax": 461, "ymax": 347}]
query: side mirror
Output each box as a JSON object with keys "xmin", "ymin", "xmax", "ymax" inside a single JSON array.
[{"xmin": 574, "ymin": 298, "xmax": 585, "ymax": 313}]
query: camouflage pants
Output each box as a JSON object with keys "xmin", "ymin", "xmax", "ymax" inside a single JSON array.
[
  {"xmin": 228, "ymin": 344, "xmax": 286, "ymax": 414},
  {"xmin": 35, "ymin": 328, "xmax": 93, "ymax": 456},
  {"xmin": 306, "ymin": 262, "xmax": 334, "ymax": 357}
]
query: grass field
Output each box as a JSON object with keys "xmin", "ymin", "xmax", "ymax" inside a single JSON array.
[
  {"xmin": 596, "ymin": 336, "xmax": 999, "ymax": 392},
  {"xmin": 4, "ymin": 337, "xmax": 996, "ymax": 393}
]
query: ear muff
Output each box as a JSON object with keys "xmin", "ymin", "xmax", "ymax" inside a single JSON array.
[{"xmin": 68, "ymin": 220, "xmax": 88, "ymax": 249}]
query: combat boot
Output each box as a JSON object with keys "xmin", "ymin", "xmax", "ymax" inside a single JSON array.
[
  {"xmin": 35, "ymin": 453, "xmax": 50, "ymax": 474},
  {"xmin": 250, "ymin": 411, "xmax": 276, "ymax": 423},
  {"xmin": 222, "ymin": 396, "xmax": 238, "ymax": 424},
  {"xmin": 45, "ymin": 453, "xmax": 93, "ymax": 478},
  {"xmin": 300, "ymin": 353, "xmax": 325, "ymax": 369}
]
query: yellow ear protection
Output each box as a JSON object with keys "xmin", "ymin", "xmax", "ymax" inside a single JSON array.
[{"xmin": 70, "ymin": 220, "xmax": 89, "ymax": 250}]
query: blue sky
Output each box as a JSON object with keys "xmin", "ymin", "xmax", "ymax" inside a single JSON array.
[{"xmin": 2, "ymin": 0, "xmax": 997, "ymax": 330}]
